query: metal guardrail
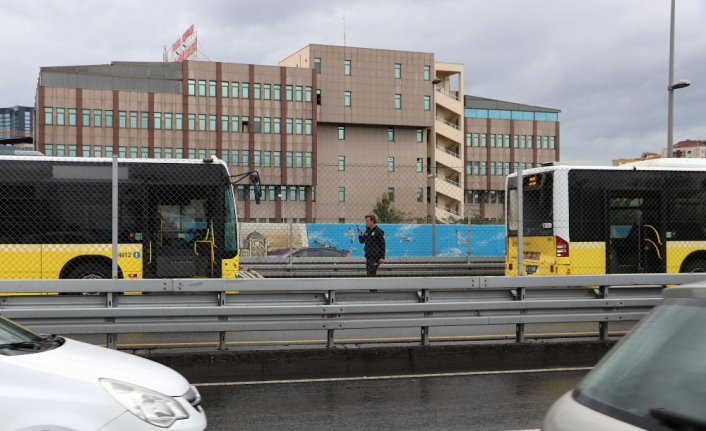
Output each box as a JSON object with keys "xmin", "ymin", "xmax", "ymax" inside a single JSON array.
[
  {"xmin": 435, "ymin": 86, "xmax": 460, "ymax": 101},
  {"xmin": 435, "ymin": 116, "xmax": 460, "ymax": 130},
  {"xmin": 436, "ymin": 144, "xmax": 460, "ymax": 159},
  {"xmin": 3, "ymin": 274, "xmax": 706, "ymax": 350},
  {"xmin": 240, "ymin": 257, "xmax": 505, "ymax": 277}
]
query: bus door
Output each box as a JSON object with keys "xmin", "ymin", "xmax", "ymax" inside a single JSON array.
[
  {"xmin": 146, "ymin": 186, "xmax": 216, "ymax": 278},
  {"xmin": 607, "ymin": 192, "xmax": 664, "ymax": 273}
]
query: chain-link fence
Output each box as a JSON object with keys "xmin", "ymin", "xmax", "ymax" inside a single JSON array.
[
  {"xmin": 0, "ymin": 157, "xmax": 505, "ymax": 280},
  {"xmin": 506, "ymin": 166, "xmax": 706, "ymax": 275}
]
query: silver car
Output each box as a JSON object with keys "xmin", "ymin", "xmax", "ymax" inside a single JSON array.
[{"xmin": 543, "ymin": 282, "xmax": 706, "ymax": 430}]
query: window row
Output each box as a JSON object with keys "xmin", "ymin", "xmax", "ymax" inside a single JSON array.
[
  {"xmin": 187, "ymin": 80, "xmax": 314, "ymax": 102},
  {"xmin": 44, "ymin": 108, "xmax": 314, "ymax": 135},
  {"xmin": 341, "ymin": 92, "xmax": 430, "ymax": 110},
  {"xmin": 465, "ymin": 133, "xmax": 556, "ymax": 150},
  {"xmin": 337, "ymin": 126, "xmax": 425, "ymax": 143},
  {"xmin": 465, "ymin": 108, "xmax": 559, "ymax": 122},
  {"xmin": 237, "ymin": 185, "xmax": 315, "ymax": 202},
  {"xmin": 328, "ymin": 58, "xmax": 432, "ymax": 82},
  {"xmin": 335, "ymin": 186, "xmax": 425, "ymax": 203},
  {"xmin": 466, "ymin": 161, "xmax": 537, "ymax": 176},
  {"xmin": 43, "ymin": 145, "xmax": 313, "ymax": 168},
  {"xmin": 465, "ymin": 190, "xmax": 506, "ymax": 205}
]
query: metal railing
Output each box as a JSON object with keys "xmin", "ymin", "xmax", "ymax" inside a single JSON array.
[
  {"xmin": 435, "ymin": 116, "xmax": 460, "ymax": 130},
  {"xmin": 435, "ymin": 87, "xmax": 460, "ymax": 101},
  {"xmin": 438, "ymin": 175, "xmax": 460, "ymax": 188},
  {"xmin": 436, "ymin": 145, "xmax": 460, "ymax": 159},
  {"xmin": 436, "ymin": 203, "xmax": 460, "ymax": 216},
  {"xmin": 2, "ymin": 274, "xmax": 705, "ymax": 350}
]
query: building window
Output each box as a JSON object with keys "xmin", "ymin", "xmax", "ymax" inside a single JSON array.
[
  {"xmin": 424, "ymin": 65, "xmax": 431, "ymax": 81},
  {"xmin": 188, "ymin": 79, "xmax": 195, "ymax": 96},
  {"xmin": 119, "ymin": 146, "xmax": 127, "ymax": 158},
  {"xmin": 527, "ymin": 135, "xmax": 533, "ymax": 149},
  {"xmin": 466, "ymin": 161, "xmax": 471, "ymax": 175},
  {"xmin": 312, "ymin": 186, "xmax": 316, "ymax": 202},
  {"xmin": 198, "ymin": 80, "xmax": 206, "ymax": 96},
  {"xmin": 286, "ymin": 151, "xmax": 293, "ymax": 167},
  {"xmin": 44, "ymin": 107, "xmax": 53, "ymax": 125},
  {"xmin": 466, "ymin": 133, "xmax": 471, "ymax": 147},
  {"xmin": 188, "ymin": 114, "xmax": 195, "ymax": 131},
  {"xmin": 154, "ymin": 148, "xmax": 162, "ymax": 159},
  {"xmin": 289, "ymin": 185, "xmax": 297, "ymax": 201},
  {"xmin": 338, "ymin": 156, "xmax": 345, "ymax": 171},
  {"xmin": 395, "ymin": 94, "xmax": 401, "ymax": 109},
  {"xmin": 242, "ymin": 116, "xmax": 249, "ymax": 133},
  {"xmin": 82, "ymin": 109, "xmax": 90, "ymax": 126},
  {"xmin": 165, "ymin": 148, "xmax": 173, "ymax": 159},
  {"xmin": 264, "ymin": 151, "xmax": 271, "ymax": 167},
  {"xmin": 209, "ymin": 81, "xmax": 216, "ymax": 97},
  {"xmin": 417, "ymin": 129, "xmax": 423, "ymax": 143},
  {"xmin": 550, "ymin": 137, "xmax": 555, "ymax": 149},
  {"xmin": 394, "ymin": 63, "xmax": 401, "ymax": 79},
  {"xmin": 274, "ymin": 151, "xmax": 281, "ymax": 167},
  {"xmin": 388, "ymin": 127, "xmax": 394, "ymax": 142},
  {"xmin": 264, "ymin": 117, "xmax": 271, "ymax": 133},
  {"xmin": 338, "ymin": 187, "xmax": 345, "ymax": 202},
  {"xmin": 388, "ymin": 157, "xmax": 395, "ymax": 172},
  {"xmin": 424, "ymin": 96, "xmax": 431, "ymax": 111},
  {"xmin": 221, "ymin": 150, "xmax": 229, "ymax": 164},
  {"xmin": 520, "ymin": 135, "xmax": 526, "ymax": 148},
  {"xmin": 154, "ymin": 112, "xmax": 162, "ymax": 129},
  {"xmin": 344, "ymin": 59, "xmax": 352, "ymax": 76},
  {"xmin": 295, "ymin": 118, "xmax": 302, "ymax": 135},
  {"xmin": 209, "ymin": 115, "xmax": 217, "ymax": 131},
  {"xmin": 514, "ymin": 135, "xmax": 519, "ymax": 148},
  {"xmin": 141, "ymin": 112, "xmax": 148, "ymax": 129},
  {"xmin": 338, "ymin": 125, "xmax": 345, "ymax": 140},
  {"xmin": 473, "ymin": 162, "xmax": 479, "ymax": 175},
  {"xmin": 314, "ymin": 58, "xmax": 321, "ymax": 74},
  {"xmin": 295, "ymin": 86, "xmax": 302, "ymax": 101},
  {"xmin": 81, "ymin": 145, "xmax": 89, "ymax": 157},
  {"xmin": 274, "ymin": 84, "xmax": 281, "ymax": 100},
  {"xmin": 231, "ymin": 82, "xmax": 239, "ymax": 98},
  {"xmin": 299, "ymin": 186, "xmax": 306, "ymax": 202},
  {"xmin": 118, "ymin": 111, "xmax": 126, "ymax": 128},
  {"xmin": 164, "ymin": 113, "xmax": 172, "ymax": 130},
  {"xmin": 106, "ymin": 110, "xmax": 113, "ymax": 127},
  {"xmin": 417, "ymin": 188, "xmax": 424, "ymax": 202},
  {"xmin": 316, "ymin": 89, "xmax": 321, "ymax": 105},
  {"xmin": 497, "ymin": 161, "xmax": 504, "ymax": 176},
  {"xmin": 504, "ymin": 134, "xmax": 510, "ymax": 148},
  {"xmin": 221, "ymin": 81, "xmax": 229, "ymax": 97},
  {"xmin": 68, "ymin": 108, "xmax": 76, "ymax": 126},
  {"xmin": 344, "ymin": 91, "xmax": 351, "ymax": 107},
  {"xmin": 513, "ymin": 162, "xmax": 519, "ymax": 173},
  {"xmin": 305, "ymin": 86, "xmax": 312, "ymax": 102},
  {"xmin": 254, "ymin": 83, "xmax": 261, "ymax": 99},
  {"xmin": 68, "ymin": 145, "xmax": 77, "ymax": 156},
  {"xmin": 543, "ymin": 136, "xmax": 549, "ymax": 149},
  {"xmin": 274, "ymin": 118, "xmax": 280, "ymax": 134},
  {"xmin": 254, "ymin": 117, "xmax": 261, "ymax": 133},
  {"xmin": 254, "ymin": 150, "xmax": 261, "ymax": 167},
  {"xmin": 504, "ymin": 162, "xmax": 510, "ymax": 175},
  {"xmin": 199, "ymin": 114, "xmax": 206, "ymax": 131},
  {"xmin": 129, "ymin": 147, "xmax": 137, "ymax": 158},
  {"xmin": 175, "ymin": 113, "xmax": 182, "ymax": 130},
  {"xmin": 221, "ymin": 115, "xmax": 228, "ymax": 132},
  {"xmin": 481, "ymin": 133, "xmax": 487, "ymax": 147},
  {"xmin": 286, "ymin": 85, "xmax": 293, "ymax": 101},
  {"xmin": 264, "ymin": 84, "xmax": 271, "ymax": 100},
  {"xmin": 305, "ymin": 119, "xmax": 312, "ymax": 135},
  {"xmin": 44, "ymin": 144, "xmax": 53, "ymax": 156},
  {"xmin": 93, "ymin": 145, "xmax": 102, "ymax": 157},
  {"xmin": 481, "ymin": 162, "xmax": 487, "ymax": 175},
  {"xmin": 417, "ymin": 158, "xmax": 423, "ymax": 172},
  {"xmin": 296, "ymin": 151, "xmax": 303, "ymax": 167},
  {"xmin": 141, "ymin": 147, "xmax": 149, "ymax": 158},
  {"xmin": 388, "ymin": 188, "xmax": 395, "ymax": 202},
  {"xmin": 242, "ymin": 83, "xmax": 249, "ymax": 99},
  {"xmin": 473, "ymin": 133, "xmax": 479, "ymax": 147},
  {"xmin": 490, "ymin": 162, "xmax": 496, "ymax": 176},
  {"xmin": 231, "ymin": 150, "xmax": 239, "ymax": 166},
  {"xmin": 56, "ymin": 108, "xmax": 65, "ymax": 125},
  {"xmin": 56, "ymin": 144, "xmax": 66, "ymax": 157},
  {"xmin": 286, "ymin": 118, "xmax": 293, "ymax": 134},
  {"xmin": 231, "ymin": 116, "xmax": 239, "ymax": 132},
  {"xmin": 129, "ymin": 112, "xmax": 137, "ymax": 128},
  {"xmin": 490, "ymin": 134, "xmax": 496, "ymax": 148},
  {"xmin": 242, "ymin": 150, "xmax": 250, "ymax": 166}
]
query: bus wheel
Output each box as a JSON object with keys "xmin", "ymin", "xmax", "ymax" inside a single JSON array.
[
  {"xmin": 66, "ymin": 263, "xmax": 110, "ymax": 279},
  {"xmin": 682, "ymin": 259, "xmax": 706, "ymax": 273}
]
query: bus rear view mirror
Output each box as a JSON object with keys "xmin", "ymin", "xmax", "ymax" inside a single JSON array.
[{"xmin": 249, "ymin": 172, "xmax": 262, "ymax": 204}]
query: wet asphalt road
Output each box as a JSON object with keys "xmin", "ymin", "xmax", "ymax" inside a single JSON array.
[{"xmin": 197, "ymin": 369, "xmax": 587, "ymax": 431}]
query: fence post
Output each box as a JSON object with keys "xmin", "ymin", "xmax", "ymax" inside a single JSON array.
[
  {"xmin": 467, "ymin": 206, "xmax": 472, "ymax": 264},
  {"xmin": 106, "ymin": 292, "xmax": 117, "ymax": 349},
  {"xmin": 515, "ymin": 287, "xmax": 525, "ymax": 343},
  {"xmin": 219, "ymin": 291, "xmax": 228, "ymax": 350},
  {"xmin": 599, "ymin": 286, "xmax": 609, "ymax": 341},
  {"xmin": 421, "ymin": 288, "xmax": 430, "ymax": 346},
  {"xmin": 111, "ymin": 154, "xmax": 119, "ymax": 279},
  {"xmin": 327, "ymin": 290, "xmax": 336, "ymax": 348}
]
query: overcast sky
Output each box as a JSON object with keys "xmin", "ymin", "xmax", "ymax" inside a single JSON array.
[{"xmin": 2, "ymin": 0, "xmax": 704, "ymax": 165}]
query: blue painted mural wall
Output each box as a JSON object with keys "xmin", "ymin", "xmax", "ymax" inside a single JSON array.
[{"xmin": 305, "ymin": 224, "xmax": 506, "ymax": 258}]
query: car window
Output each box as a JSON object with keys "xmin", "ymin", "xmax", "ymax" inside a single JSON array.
[
  {"xmin": 0, "ymin": 316, "xmax": 43, "ymax": 344},
  {"xmin": 321, "ymin": 249, "xmax": 342, "ymax": 257},
  {"xmin": 573, "ymin": 298, "xmax": 706, "ymax": 429},
  {"xmin": 294, "ymin": 249, "xmax": 317, "ymax": 257}
]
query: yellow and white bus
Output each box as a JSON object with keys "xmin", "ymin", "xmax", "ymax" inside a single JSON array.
[
  {"xmin": 0, "ymin": 155, "xmax": 255, "ymax": 279},
  {"xmin": 505, "ymin": 159, "xmax": 706, "ymax": 276}
]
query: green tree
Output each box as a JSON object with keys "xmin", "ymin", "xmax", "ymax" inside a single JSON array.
[{"xmin": 373, "ymin": 192, "xmax": 405, "ymax": 223}]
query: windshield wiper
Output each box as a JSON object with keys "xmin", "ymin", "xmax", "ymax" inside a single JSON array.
[
  {"xmin": 0, "ymin": 334, "xmax": 64, "ymax": 351},
  {"xmin": 650, "ymin": 408, "xmax": 706, "ymax": 431}
]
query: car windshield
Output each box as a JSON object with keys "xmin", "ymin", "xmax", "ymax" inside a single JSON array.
[
  {"xmin": 574, "ymin": 298, "xmax": 706, "ymax": 429},
  {"xmin": 0, "ymin": 316, "xmax": 43, "ymax": 344}
]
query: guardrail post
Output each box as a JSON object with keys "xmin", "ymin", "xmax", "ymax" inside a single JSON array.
[
  {"xmin": 599, "ymin": 286, "xmax": 609, "ymax": 341},
  {"xmin": 421, "ymin": 288, "xmax": 430, "ymax": 346},
  {"xmin": 327, "ymin": 290, "xmax": 336, "ymax": 348},
  {"xmin": 218, "ymin": 291, "xmax": 228, "ymax": 350},
  {"xmin": 515, "ymin": 287, "xmax": 525, "ymax": 343},
  {"xmin": 106, "ymin": 292, "xmax": 117, "ymax": 350}
]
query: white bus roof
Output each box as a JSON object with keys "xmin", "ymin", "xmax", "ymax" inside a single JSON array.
[
  {"xmin": 507, "ymin": 158, "xmax": 706, "ymax": 179},
  {"xmin": 0, "ymin": 155, "xmax": 230, "ymax": 169}
]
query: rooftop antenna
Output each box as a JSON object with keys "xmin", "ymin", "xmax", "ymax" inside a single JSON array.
[{"xmin": 343, "ymin": 17, "xmax": 346, "ymax": 47}]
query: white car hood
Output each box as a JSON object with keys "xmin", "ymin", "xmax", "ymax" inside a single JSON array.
[{"xmin": 11, "ymin": 338, "xmax": 190, "ymax": 396}]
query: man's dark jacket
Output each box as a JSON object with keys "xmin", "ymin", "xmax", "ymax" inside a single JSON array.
[{"xmin": 359, "ymin": 226, "xmax": 386, "ymax": 260}]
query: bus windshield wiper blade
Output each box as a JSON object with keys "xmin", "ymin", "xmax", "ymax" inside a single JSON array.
[{"xmin": 650, "ymin": 407, "xmax": 706, "ymax": 430}]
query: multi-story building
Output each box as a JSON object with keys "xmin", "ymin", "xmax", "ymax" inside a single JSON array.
[
  {"xmin": 0, "ymin": 105, "xmax": 34, "ymax": 142},
  {"xmin": 613, "ymin": 152, "xmax": 660, "ymax": 166},
  {"xmin": 464, "ymin": 96, "xmax": 560, "ymax": 219},
  {"xmin": 661, "ymin": 139, "xmax": 706, "ymax": 158},
  {"xmin": 35, "ymin": 44, "xmax": 557, "ymax": 223}
]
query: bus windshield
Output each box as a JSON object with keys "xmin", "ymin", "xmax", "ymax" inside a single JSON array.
[{"xmin": 508, "ymin": 172, "xmax": 554, "ymax": 236}]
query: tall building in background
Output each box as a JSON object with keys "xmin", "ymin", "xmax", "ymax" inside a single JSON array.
[
  {"xmin": 0, "ymin": 105, "xmax": 34, "ymax": 143},
  {"xmin": 35, "ymin": 44, "xmax": 559, "ymax": 223}
]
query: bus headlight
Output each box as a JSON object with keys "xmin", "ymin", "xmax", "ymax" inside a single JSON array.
[{"xmin": 100, "ymin": 378, "xmax": 189, "ymax": 428}]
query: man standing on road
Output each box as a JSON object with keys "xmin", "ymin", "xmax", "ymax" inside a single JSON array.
[{"xmin": 358, "ymin": 214, "xmax": 385, "ymax": 277}]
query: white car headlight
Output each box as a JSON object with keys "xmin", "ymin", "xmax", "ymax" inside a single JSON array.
[{"xmin": 100, "ymin": 378, "xmax": 189, "ymax": 428}]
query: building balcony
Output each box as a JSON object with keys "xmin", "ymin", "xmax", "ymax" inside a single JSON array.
[
  {"xmin": 435, "ymin": 86, "xmax": 463, "ymax": 114},
  {"xmin": 435, "ymin": 116, "xmax": 463, "ymax": 143},
  {"xmin": 435, "ymin": 145, "xmax": 463, "ymax": 174},
  {"xmin": 433, "ymin": 175, "xmax": 464, "ymax": 202}
]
